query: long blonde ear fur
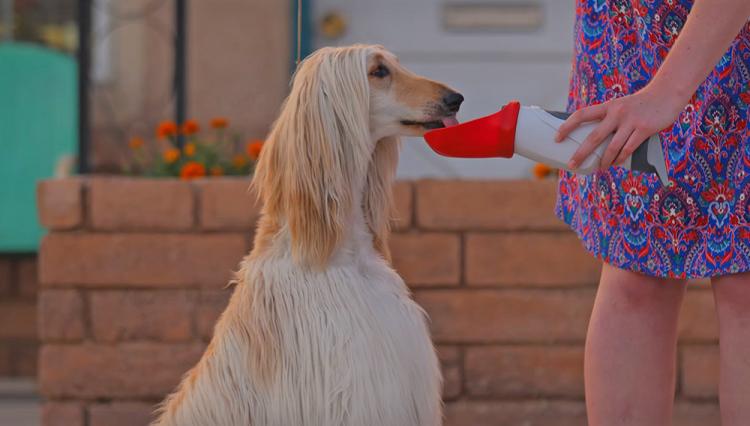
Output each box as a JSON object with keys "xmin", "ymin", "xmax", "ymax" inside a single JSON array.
[{"xmin": 253, "ymin": 46, "xmax": 375, "ymax": 267}]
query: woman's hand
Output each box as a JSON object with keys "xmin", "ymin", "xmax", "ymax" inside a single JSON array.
[
  {"xmin": 554, "ymin": 83, "xmax": 686, "ymax": 170},
  {"xmin": 555, "ymin": 0, "xmax": 750, "ymax": 171}
]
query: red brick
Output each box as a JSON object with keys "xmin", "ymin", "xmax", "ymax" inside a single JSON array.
[
  {"xmin": 89, "ymin": 178, "xmax": 195, "ymax": 230},
  {"xmin": 679, "ymin": 290, "xmax": 718, "ymax": 342},
  {"xmin": 40, "ymin": 233, "xmax": 248, "ymax": 288},
  {"xmin": 90, "ymin": 290, "xmax": 194, "ymax": 342},
  {"xmin": 438, "ymin": 345, "xmax": 461, "ymax": 400},
  {"xmin": 0, "ymin": 301, "xmax": 36, "ymax": 339},
  {"xmin": 392, "ymin": 181, "xmax": 413, "ymax": 230},
  {"xmin": 415, "ymin": 289, "xmax": 594, "ymax": 343},
  {"xmin": 196, "ymin": 178, "xmax": 261, "ymax": 230},
  {"xmin": 0, "ymin": 257, "xmax": 12, "ymax": 297},
  {"xmin": 390, "ymin": 233, "xmax": 460, "ymax": 286},
  {"xmin": 39, "ymin": 343, "xmax": 205, "ymax": 398},
  {"xmin": 466, "ymin": 233, "xmax": 600, "ymax": 287},
  {"xmin": 444, "ymin": 401, "xmax": 587, "ymax": 426},
  {"xmin": 16, "ymin": 256, "xmax": 38, "ymax": 299},
  {"xmin": 674, "ymin": 402, "xmax": 720, "ymax": 426},
  {"xmin": 416, "ymin": 180, "xmax": 566, "ymax": 231},
  {"xmin": 682, "ymin": 345, "xmax": 719, "ymax": 398},
  {"xmin": 41, "ymin": 401, "xmax": 84, "ymax": 426},
  {"xmin": 0, "ymin": 345, "xmax": 11, "ymax": 376},
  {"xmin": 37, "ymin": 179, "xmax": 83, "ymax": 230},
  {"xmin": 196, "ymin": 289, "xmax": 232, "ymax": 340},
  {"xmin": 465, "ymin": 345, "xmax": 584, "ymax": 398},
  {"xmin": 0, "ymin": 255, "xmax": 14, "ymax": 300},
  {"xmin": 38, "ymin": 290, "xmax": 85, "ymax": 341},
  {"xmin": 12, "ymin": 342, "xmax": 38, "ymax": 376},
  {"xmin": 89, "ymin": 402, "xmax": 155, "ymax": 426}
]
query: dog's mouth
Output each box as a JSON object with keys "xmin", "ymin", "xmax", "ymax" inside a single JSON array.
[{"xmin": 400, "ymin": 116, "xmax": 460, "ymax": 130}]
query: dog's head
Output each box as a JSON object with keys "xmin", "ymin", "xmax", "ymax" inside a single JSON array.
[
  {"xmin": 366, "ymin": 47, "xmax": 463, "ymax": 139},
  {"xmin": 254, "ymin": 45, "xmax": 461, "ymax": 267}
]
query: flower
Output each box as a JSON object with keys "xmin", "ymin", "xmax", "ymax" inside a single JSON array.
[
  {"xmin": 181, "ymin": 119, "xmax": 200, "ymax": 136},
  {"xmin": 180, "ymin": 161, "xmax": 206, "ymax": 180},
  {"xmin": 246, "ymin": 140, "xmax": 264, "ymax": 160},
  {"xmin": 210, "ymin": 166, "xmax": 224, "ymax": 176},
  {"xmin": 211, "ymin": 117, "xmax": 229, "ymax": 129},
  {"xmin": 163, "ymin": 148, "xmax": 180, "ymax": 164},
  {"xmin": 184, "ymin": 143, "xmax": 197, "ymax": 157},
  {"xmin": 232, "ymin": 154, "xmax": 248, "ymax": 169},
  {"xmin": 533, "ymin": 163, "xmax": 552, "ymax": 179},
  {"xmin": 129, "ymin": 137, "xmax": 145, "ymax": 149},
  {"xmin": 156, "ymin": 121, "xmax": 178, "ymax": 139}
]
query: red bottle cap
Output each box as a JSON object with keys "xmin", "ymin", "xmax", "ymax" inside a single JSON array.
[{"xmin": 424, "ymin": 101, "xmax": 520, "ymax": 158}]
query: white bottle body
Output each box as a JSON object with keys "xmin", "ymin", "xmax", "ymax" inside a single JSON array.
[{"xmin": 514, "ymin": 106, "xmax": 654, "ymax": 175}]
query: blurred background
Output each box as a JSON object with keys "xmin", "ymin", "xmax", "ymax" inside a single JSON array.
[{"xmin": 0, "ymin": 0, "xmax": 652, "ymax": 426}]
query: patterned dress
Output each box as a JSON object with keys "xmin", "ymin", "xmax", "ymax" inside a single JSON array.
[{"xmin": 556, "ymin": 0, "xmax": 750, "ymax": 278}]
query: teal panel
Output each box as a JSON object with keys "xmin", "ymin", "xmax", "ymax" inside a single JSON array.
[
  {"xmin": 0, "ymin": 43, "xmax": 77, "ymax": 252},
  {"xmin": 290, "ymin": 0, "xmax": 313, "ymax": 71}
]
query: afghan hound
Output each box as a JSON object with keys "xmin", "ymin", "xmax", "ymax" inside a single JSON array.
[{"xmin": 154, "ymin": 44, "xmax": 463, "ymax": 426}]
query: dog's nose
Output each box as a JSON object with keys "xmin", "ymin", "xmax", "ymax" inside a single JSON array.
[{"xmin": 443, "ymin": 92, "xmax": 464, "ymax": 113}]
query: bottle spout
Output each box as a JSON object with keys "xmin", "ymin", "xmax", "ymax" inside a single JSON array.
[{"xmin": 423, "ymin": 101, "xmax": 520, "ymax": 158}]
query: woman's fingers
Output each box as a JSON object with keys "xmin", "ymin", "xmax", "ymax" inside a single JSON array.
[
  {"xmin": 568, "ymin": 116, "xmax": 617, "ymax": 169},
  {"xmin": 599, "ymin": 125, "xmax": 634, "ymax": 168},
  {"xmin": 555, "ymin": 103, "xmax": 607, "ymax": 142},
  {"xmin": 613, "ymin": 130, "xmax": 649, "ymax": 166}
]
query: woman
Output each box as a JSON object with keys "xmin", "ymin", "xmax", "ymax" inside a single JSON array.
[{"xmin": 555, "ymin": 1, "xmax": 750, "ymax": 425}]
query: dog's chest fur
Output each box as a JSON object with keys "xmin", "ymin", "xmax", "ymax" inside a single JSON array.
[
  {"xmin": 160, "ymin": 235, "xmax": 443, "ymax": 426},
  {"xmin": 247, "ymin": 254, "xmax": 441, "ymax": 426}
]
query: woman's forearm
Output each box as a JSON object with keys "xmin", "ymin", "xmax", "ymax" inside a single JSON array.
[{"xmin": 650, "ymin": 0, "xmax": 750, "ymax": 103}]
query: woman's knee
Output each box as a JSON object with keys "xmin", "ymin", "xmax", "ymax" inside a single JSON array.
[
  {"xmin": 713, "ymin": 272, "xmax": 750, "ymax": 320},
  {"xmin": 600, "ymin": 263, "xmax": 686, "ymax": 312}
]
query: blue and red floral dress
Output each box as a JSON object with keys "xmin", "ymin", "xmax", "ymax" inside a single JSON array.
[{"xmin": 556, "ymin": 0, "xmax": 750, "ymax": 278}]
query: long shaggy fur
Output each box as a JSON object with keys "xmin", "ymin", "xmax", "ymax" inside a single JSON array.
[{"xmin": 153, "ymin": 45, "xmax": 443, "ymax": 426}]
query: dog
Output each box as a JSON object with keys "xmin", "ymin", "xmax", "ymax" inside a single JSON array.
[{"xmin": 153, "ymin": 44, "xmax": 463, "ymax": 426}]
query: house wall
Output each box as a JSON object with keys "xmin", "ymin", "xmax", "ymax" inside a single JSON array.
[
  {"xmin": 312, "ymin": 0, "xmax": 575, "ymax": 179},
  {"xmin": 89, "ymin": 0, "xmax": 292, "ymax": 172},
  {"xmin": 36, "ymin": 177, "xmax": 720, "ymax": 426}
]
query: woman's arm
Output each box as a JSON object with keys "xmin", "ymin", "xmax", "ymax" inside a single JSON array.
[{"xmin": 556, "ymin": 0, "xmax": 750, "ymax": 170}]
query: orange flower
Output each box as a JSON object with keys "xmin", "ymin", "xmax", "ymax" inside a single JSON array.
[
  {"xmin": 533, "ymin": 163, "xmax": 553, "ymax": 179},
  {"xmin": 180, "ymin": 161, "xmax": 206, "ymax": 180},
  {"xmin": 246, "ymin": 140, "xmax": 264, "ymax": 160},
  {"xmin": 210, "ymin": 166, "xmax": 224, "ymax": 176},
  {"xmin": 181, "ymin": 119, "xmax": 200, "ymax": 136},
  {"xmin": 184, "ymin": 142, "xmax": 197, "ymax": 157},
  {"xmin": 211, "ymin": 117, "xmax": 229, "ymax": 129},
  {"xmin": 231, "ymin": 154, "xmax": 248, "ymax": 169},
  {"xmin": 163, "ymin": 148, "xmax": 180, "ymax": 164},
  {"xmin": 128, "ymin": 137, "xmax": 144, "ymax": 149},
  {"xmin": 156, "ymin": 121, "xmax": 178, "ymax": 139}
]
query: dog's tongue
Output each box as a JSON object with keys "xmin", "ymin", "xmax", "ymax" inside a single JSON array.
[{"xmin": 442, "ymin": 116, "xmax": 459, "ymax": 127}]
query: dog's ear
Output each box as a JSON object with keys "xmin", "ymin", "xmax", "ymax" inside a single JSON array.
[
  {"xmin": 364, "ymin": 136, "xmax": 399, "ymax": 261},
  {"xmin": 254, "ymin": 47, "xmax": 371, "ymax": 267}
]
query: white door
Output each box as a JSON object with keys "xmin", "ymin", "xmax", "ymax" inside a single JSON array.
[{"xmin": 312, "ymin": 0, "xmax": 575, "ymax": 179}]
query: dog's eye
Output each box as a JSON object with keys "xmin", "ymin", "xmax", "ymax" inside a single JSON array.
[{"xmin": 370, "ymin": 64, "xmax": 390, "ymax": 78}]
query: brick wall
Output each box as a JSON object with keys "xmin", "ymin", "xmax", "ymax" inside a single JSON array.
[
  {"xmin": 36, "ymin": 177, "xmax": 720, "ymax": 426},
  {"xmin": 0, "ymin": 254, "xmax": 38, "ymax": 378}
]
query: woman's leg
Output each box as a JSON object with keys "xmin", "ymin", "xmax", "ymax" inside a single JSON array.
[
  {"xmin": 711, "ymin": 271, "xmax": 750, "ymax": 425},
  {"xmin": 586, "ymin": 263, "xmax": 687, "ymax": 426}
]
